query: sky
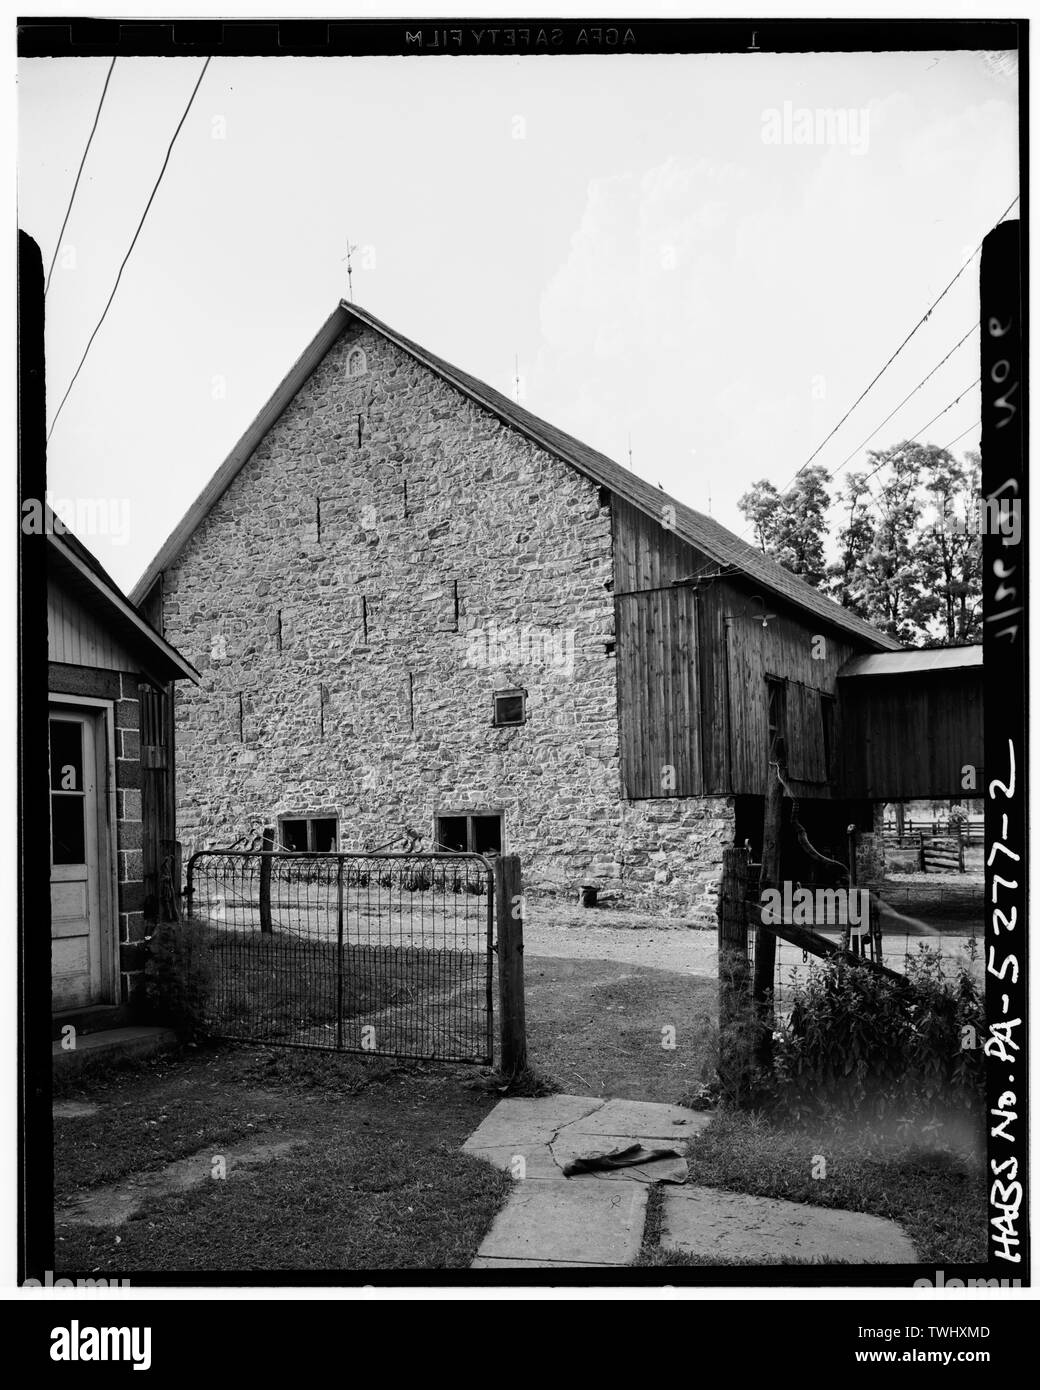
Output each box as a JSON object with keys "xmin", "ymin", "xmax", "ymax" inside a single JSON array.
[{"xmin": 18, "ymin": 46, "xmax": 1019, "ymax": 591}]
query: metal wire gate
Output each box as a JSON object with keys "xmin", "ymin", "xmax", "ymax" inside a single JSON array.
[{"xmin": 184, "ymin": 850, "xmax": 495, "ymax": 1063}]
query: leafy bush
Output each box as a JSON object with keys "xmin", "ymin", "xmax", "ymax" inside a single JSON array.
[
  {"xmin": 769, "ymin": 946, "xmax": 984, "ymax": 1128},
  {"xmin": 143, "ymin": 918, "xmax": 217, "ymax": 1042}
]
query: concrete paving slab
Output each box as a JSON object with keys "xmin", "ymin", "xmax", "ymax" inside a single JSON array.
[
  {"xmin": 52, "ymin": 1026, "xmax": 178, "ymax": 1072},
  {"xmin": 660, "ymin": 1185, "xmax": 918, "ymax": 1264},
  {"xmin": 564, "ymin": 1098, "xmax": 708, "ymax": 1141},
  {"xmin": 470, "ymin": 1257, "xmax": 608, "ymax": 1269},
  {"xmin": 548, "ymin": 1135, "xmax": 688, "ymax": 1184},
  {"xmin": 466, "ymin": 1144, "xmax": 568, "ymax": 1180},
  {"xmin": 462, "ymin": 1094, "xmax": 604, "ymax": 1150},
  {"xmin": 477, "ymin": 1179, "xmax": 648, "ymax": 1265}
]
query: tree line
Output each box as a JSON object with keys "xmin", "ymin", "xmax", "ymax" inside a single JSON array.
[{"xmin": 738, "ymin": 441, "xmax": 982, "ymax": 647}]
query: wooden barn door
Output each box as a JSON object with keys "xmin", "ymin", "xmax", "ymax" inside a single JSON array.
[
  {"xmin": 616, "ymin": 586, "xmax": 703, "ymax": 798},
  {"xmin": 49, "ymin": 709, "xmax": 108, "ymax": 1009}
]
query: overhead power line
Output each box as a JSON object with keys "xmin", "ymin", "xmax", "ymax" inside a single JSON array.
[
  {"xmin": 851, "ymin": 376, "xmax": 980, "ymax": 493},
  {"xmin": 855, "ymin": 382, "xmax": 980, "ymax": 531},
  {"xmin": 825, "ymin": 321, "xmax": 978, "ymax": 485},
  {"xmin": 45, "ymin": 57, "xmax": 117, "ymax": 297},
  {"xmin": 940, "ymin": 419, "xmax": 981, "ymax": 453},
  {"xmin": 899, "ymin": 376, "xmax": 981, "ymax": 456},
  {"xmin": 770, "ymin": 193, "xmax": 1019, "ymax": 500},
  {"xmin": 47, "ymin": 56, "xmax": 211, "ymax": 442}
]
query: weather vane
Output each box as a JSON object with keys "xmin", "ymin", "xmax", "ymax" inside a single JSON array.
[{"xmin": 341, "ymin": 240, "xmax": 358, "ymax": 301}]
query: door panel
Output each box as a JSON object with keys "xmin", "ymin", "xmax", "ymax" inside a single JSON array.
[
  {"xmin": 616, "ymin": 586, "xmax": 703, "ymax": 797},
  {"xmin": 49, "ymin": 711, "xmax": 104, "ymax": 1010}
]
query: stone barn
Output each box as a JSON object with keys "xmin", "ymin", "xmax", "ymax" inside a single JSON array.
[{"xmin": 131, "ymin": 302, "xmax": 902, "ymax": 923}]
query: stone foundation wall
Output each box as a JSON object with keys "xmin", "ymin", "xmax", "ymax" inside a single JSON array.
[
  {"xmin": 162, "ymin": 322, "xmax": 734, "ymax": 918},
  {"xmin": 854, "ymin": 807, "xmax": 887, "ymax": 883}
]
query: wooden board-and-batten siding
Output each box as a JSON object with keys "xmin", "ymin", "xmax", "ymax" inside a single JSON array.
[
  {"xmin": 48, "ymin": 581, "xmax": 139, "ymax": 672},
  {"xmin": 616, "ymin": 586, "xmax": 703, "ymax": 797},
  {"xmin": 837, "ymin": 670, "xmax": 983, "ymax": 800},
  {"xmin": 611, "ymin": 496, "xmax": 856, "ymax": 800}
]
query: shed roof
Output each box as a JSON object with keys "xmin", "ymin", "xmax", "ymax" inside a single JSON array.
[
  {"xmin": 48, "ymin": 509, "xmax": 200, "ymax": 685},
  {"xmin": 129, "ymin": 302, "xmax": 902, "ymax": 652},
  {"xmin": 839, "ymin": 645, "xmax": 983, "ymax": 678}
]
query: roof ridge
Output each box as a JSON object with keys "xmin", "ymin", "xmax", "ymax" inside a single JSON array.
[{"xmin": 129, "ymin": 299, "xmax": 902, "ymax": 651}]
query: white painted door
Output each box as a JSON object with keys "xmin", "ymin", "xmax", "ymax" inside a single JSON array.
[{"xmin": 49, "ymin": 711, "xmax": 103, "ymax": 1010}]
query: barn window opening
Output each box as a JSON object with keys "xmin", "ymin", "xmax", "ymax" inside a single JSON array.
[
  {"xmin": 435, "ymin": 812, "xmax": 503, "ymax": 855},
  {"xmin": 347, "ymin": 347, "xmax": 367, "ymax": 378},
  {"xmin": 820, "ymin": 693, "xmax": 836, "ymax": 779},
  {"xmin": 493, "ymin": 688, "xmax": 526, "ymax": 727},
  {"xmin": 766, "ymin": 677, "xmax": 787, "ymax": 751},
  {"xmin": 279, "ymin": 816, "xmax": 338, "ymax": 852}
]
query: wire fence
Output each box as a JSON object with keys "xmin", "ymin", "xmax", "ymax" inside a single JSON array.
[
  {"xmin": 185, "ymin": 850, "xmax": 495, "ymax": 1063},
  {"xmin": 748, "ymin": 912, "xmax": 984, "ymax": 1020}
]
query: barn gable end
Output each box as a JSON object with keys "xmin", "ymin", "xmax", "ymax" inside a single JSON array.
[{"xmin": 139, "ymin": 305, "xmax": 901, "ymax": 916}]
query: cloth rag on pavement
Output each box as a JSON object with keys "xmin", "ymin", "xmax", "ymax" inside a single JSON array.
[{"xmin": 561, "ymin": 1143, "xmax": 685, "ymax": 1179}]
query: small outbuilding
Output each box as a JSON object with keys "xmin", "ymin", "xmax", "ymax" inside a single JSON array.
[
  {"xmin": 836, "ymin": 645, "xmax": 983, "ymax": 801},
  {"xmin": 47, "ymin": 512, "xmax": 199, "ymax": 1027}
]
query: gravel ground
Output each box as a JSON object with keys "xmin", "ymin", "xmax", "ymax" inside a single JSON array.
[
  {"xmin": 524, "ymin": 903, "xmax": 718, "ymax": 976},
  {"xmin": 885, "ymin": 871, "xmax": 984, "ymax": 887}
]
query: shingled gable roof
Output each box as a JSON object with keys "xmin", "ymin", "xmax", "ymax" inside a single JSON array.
[
  {"xmin": 130, "ymin": 302, "xmax": 902, "ymax": 652},
  {"xmin": 47, "ymin": 506, "xmax": 200, "ymax": 685}
]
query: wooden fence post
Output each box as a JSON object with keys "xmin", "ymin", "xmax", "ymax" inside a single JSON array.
[
  {"xmin": 717, "ymin": 846, "xmax": 751, "ymax": 1100},
  {"xmin": 494, "ymin": 854, "xmax": 527, "ymax": 1075},
  {"xmin": 752, "ymin": 736, "xmax": 784, "ymax": 1068},
  {"xmin": 259, "ymin": 825, "xmax": 274, "ymax": 934}
]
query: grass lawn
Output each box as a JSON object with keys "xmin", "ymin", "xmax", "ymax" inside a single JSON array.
[
  {"xmin": 52, "ymin": 953, "xmax": 713, "ymax": 1274},
  {"xmin": 53, "ymin": 1044, "xmax": 509, "ymax": 1274},
  {"xmin": 172, "ymin": 921, "xmax": 490, "ymax": 1060},
  {"xmin": 639, "ymin": 1110, "xmax": 986, "ymax": 1267}
]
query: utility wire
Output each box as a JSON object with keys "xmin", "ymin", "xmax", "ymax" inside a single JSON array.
[
  {"xmin": 47, "ymin": 56, "xmax": 211, "ymax": 442},
  {"xmin": 893, "ymin": 376, "xmax": 980, "ymax": 461},
  {"xmin": 825, "ymin": 321, "xmax": 978, "ymax": 485},
  {"xmin": 855, "ymin": 384, "xmax": 980, "ymax": 531},
  {"xmin": 848, "ymin": 377, "xmax": 980, "ymax": 500},
  {"xmin": 939, "ymin": 419, "xmax": 981, "ymax": 453},
  {"xmin": 44, "ymin": 57, "xmax": 117, "ymax": 297},
  {"xmin": 769, "ymin": 193, "xmax": 1018, "ymax": 500}
]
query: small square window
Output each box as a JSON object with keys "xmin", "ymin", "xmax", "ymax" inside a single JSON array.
[
  {"xmin": 279, "ymin": 816, "xmax": 338, "ymax": 852},
  {"xmin": 435, "ymin": 812, "xmax": 504, "ymax": 855},
  {"xmin": 493, "ymin": 689, "xmax": 526, "ymax": 727}
]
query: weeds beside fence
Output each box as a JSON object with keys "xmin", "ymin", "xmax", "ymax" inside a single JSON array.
[{"xmin": 714, "ymin": 845, "xmax": 985, "ymax": 1123}]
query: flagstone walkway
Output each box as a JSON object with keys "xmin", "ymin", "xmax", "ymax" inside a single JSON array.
[{"xmin": 464, "ymin": 1094, "xmax": 919, "ymax": 1270}]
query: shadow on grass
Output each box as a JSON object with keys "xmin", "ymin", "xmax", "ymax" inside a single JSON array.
[
  {"xmin": 52, "ymin": 1041, "xmax": 511, "ymax": 1273},
  {"xmin": 639, "ymin": 1109, "xmax": 985, "ymax": 1267}
]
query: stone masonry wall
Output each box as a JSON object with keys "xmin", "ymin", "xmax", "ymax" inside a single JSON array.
[{"xmin": 162, "ymin": 323, "xmax": 734, "ymax": 923}]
